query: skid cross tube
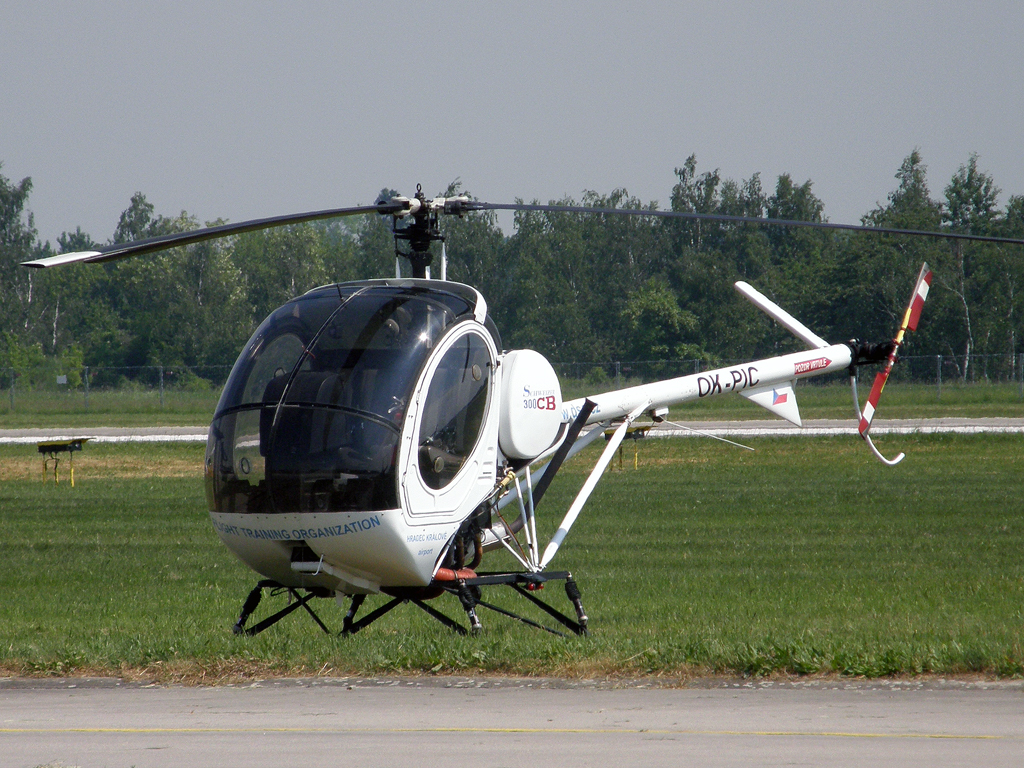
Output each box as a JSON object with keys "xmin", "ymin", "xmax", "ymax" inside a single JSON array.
[
  {"xmin": 232, "ymin": 580, "xmax": 332, "ymax": 637},
  {"xmin": 412, "ymin": 599, "xmax": 470, "ymax": 635},
  {"xmin": 341, "ymin": 595, "xmax": 471, "ymax": 636},
  {"xmin": 452, "ymin": 571, "xmax": 588, "ymax": 636},
  {"xmin": 471, "ymin": 597, "xmax": 568, "ymax": 636},
  {"xmin": 509, "ymin": 584, "xmax": 585, "ymax": 635},
  {"xmin": 342, "ymin": 596, "xmax": 405, "ymax": 635}
]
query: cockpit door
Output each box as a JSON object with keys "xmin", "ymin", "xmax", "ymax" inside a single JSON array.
[{"xmin": 400, "ymin": 321, "xmax": 499, "ymax": 522}]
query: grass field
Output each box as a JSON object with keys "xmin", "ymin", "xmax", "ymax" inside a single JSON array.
[
  {"xmin": 2, "ymin": 380, "xmax": 1024, "ymax": 428},
  {"xmin": 0, "ymin": 389, "xmax": 223, "ymax": 428},
  {"xmin": 0, "ymin": 434, "xmax": 1022, "ymax": 682}
]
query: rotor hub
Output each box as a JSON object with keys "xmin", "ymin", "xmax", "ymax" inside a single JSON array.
[{"xmin": 386, "ymin": 185, "xmax": 470, "ymax": 278}]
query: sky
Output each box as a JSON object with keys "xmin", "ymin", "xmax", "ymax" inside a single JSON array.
[{"xmin": 3, "ymin": 1, "xmax": 1023, "ymax": 247}]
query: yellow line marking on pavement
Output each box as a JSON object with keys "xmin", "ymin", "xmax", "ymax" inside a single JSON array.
[{"xmin": 0, "ymin": 727, "xmax": 1009, "ymax": 740}]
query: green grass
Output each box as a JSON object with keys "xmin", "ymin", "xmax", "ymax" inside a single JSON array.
[
  {"xmin": 1, "ymin": 435, "xmax": 1022, "ymax": 681},
  {"xmin": 0, "ymin": 389, "xmax": 222, "ymax": 428},
  {"xmin": 2, "ymin": 381, "xmax": 1023, "ymax": 429}
]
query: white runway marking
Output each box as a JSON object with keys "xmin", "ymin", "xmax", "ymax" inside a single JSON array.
[{"xmin": 2, "ymin": 418, "xmax": 1023, "ymax": 444}]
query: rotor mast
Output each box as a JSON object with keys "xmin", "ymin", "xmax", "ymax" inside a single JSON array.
[{"xmin": 389, "ymin": 185, "xmax": 470, "ymax": 279}]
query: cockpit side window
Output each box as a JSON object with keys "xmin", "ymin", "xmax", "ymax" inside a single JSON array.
[{"xmin": 418, "ymin": 331, "xmax": 492, "ymax": 490}]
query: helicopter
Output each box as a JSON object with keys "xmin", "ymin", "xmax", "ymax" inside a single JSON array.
[{"xmin": 22, "ymin": 187, "xmax": 1024, "ymax": 637}]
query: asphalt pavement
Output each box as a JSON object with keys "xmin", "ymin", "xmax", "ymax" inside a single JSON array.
[{"xmin": 2, "ymin": 677, "xmax": 1022, "ymax": 768}]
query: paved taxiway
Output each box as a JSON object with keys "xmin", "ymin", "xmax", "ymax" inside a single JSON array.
[{"xmin": 2, "ymin": 677, "xmax": 1022, "ymax": 767}]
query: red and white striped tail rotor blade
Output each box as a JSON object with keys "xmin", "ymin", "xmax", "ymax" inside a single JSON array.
[
  {"xmin": 857, "ymin": 263, "xmax": 932, "ymax": 463},
  {"xmin": 906, "ymin": 265, "xmax": 933, "ymax": 332},
  {"xmin": 858, "ymin": 370, "xmax": 889, "ymax": 438}
]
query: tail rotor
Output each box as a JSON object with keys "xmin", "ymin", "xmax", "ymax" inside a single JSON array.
[{"xmin": 852, "ymin": 263, "xmax": 933, "ymax": 465}]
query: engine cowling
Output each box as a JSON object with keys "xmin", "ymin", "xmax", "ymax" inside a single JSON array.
[{"xmin": 498, "ymin": 349, "xmax": 563, "ymax": 461}]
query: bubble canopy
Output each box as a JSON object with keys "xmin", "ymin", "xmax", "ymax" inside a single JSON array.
[{"xmin": 205, "ymin": 280, "xmax": 491, "ymax": 515}]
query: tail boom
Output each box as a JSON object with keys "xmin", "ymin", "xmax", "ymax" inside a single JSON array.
[{"xmin": 561, "ymin": 343, "xmax": 853, "ymax": 427}]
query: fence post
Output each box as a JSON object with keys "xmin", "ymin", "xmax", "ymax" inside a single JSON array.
[
  {"xmin": 615, "ymin": 361, "xmax": 621, "ymax": 389},
  {"xmin": 84, "ymin": 366, "xmax": 89, "ymax": 410},
  {"xmin": 1019, "ymin": 355, "xmax": 1023, "ymax": 401},
  {"xmin": 936, "ymin": 355, "xmax": 941, "ymax": 400},
  {"xmin": 159, "ymin": 365, "xmax": 165, "ymax": 408},
  {"xmin": 8, "ymin": 368, "xmax": 13, "ymax": 411}
]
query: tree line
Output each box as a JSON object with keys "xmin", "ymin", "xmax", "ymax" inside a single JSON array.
[{"xmin": 2, "ymin": 152, "xmax": 1023, "ymax": 384}]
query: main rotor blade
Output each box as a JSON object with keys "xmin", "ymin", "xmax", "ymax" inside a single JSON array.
[
  {"xmin": 468, "ymin": 202, "xmax": 1024, "ymax": 247},
  {"xmin": 25, "ymin": 194, "xmax": 1024, "ymax": 271},
  {"xmin": 22, "ymin": 202, "xmax": 402, "ymax": 268}
]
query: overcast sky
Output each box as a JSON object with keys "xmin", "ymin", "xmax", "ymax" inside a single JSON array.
[{"xmin": 3, "ymin": 1, "xmax": 1022, "ymax": 247}]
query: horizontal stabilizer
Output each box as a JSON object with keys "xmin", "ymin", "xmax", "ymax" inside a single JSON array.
[{"xmin": 740, "ymin": 380, "xmax": 802, "ymax": 426}]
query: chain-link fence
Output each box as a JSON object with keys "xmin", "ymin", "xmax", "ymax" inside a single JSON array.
[
  {"xmin": 2, "ymin": 364, "xmax": 233, "ymax": 416},
  {"xmin": 3, "ymin": 354, "xmax": 1023, "ymax": 416}
]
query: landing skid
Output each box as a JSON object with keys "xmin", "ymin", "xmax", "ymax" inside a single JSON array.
[
  {"xmin": 232, "ymin": 579, "xmax": 333, "ymax": 637},
  {"xmin": 346, "ymin": 571, "xmax": 589, "ymax": 637},
  {"xmin": 231, "ymin": 572, "xmax": 589, "ymax": 638}
]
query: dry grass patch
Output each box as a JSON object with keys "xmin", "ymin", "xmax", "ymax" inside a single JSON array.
[{"xmin": 0, "ymin": 444, "xmax": 203, "ymax": 481}]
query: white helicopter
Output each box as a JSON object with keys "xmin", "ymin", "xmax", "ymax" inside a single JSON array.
[{"xmin": 23, "ymin": 188, "xmax": 1021, "ymax": 637}]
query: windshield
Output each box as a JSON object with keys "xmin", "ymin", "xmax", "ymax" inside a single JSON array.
[{"xmin": 207, "ymin": 283, "xmax": 475, "ymax": 514}]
